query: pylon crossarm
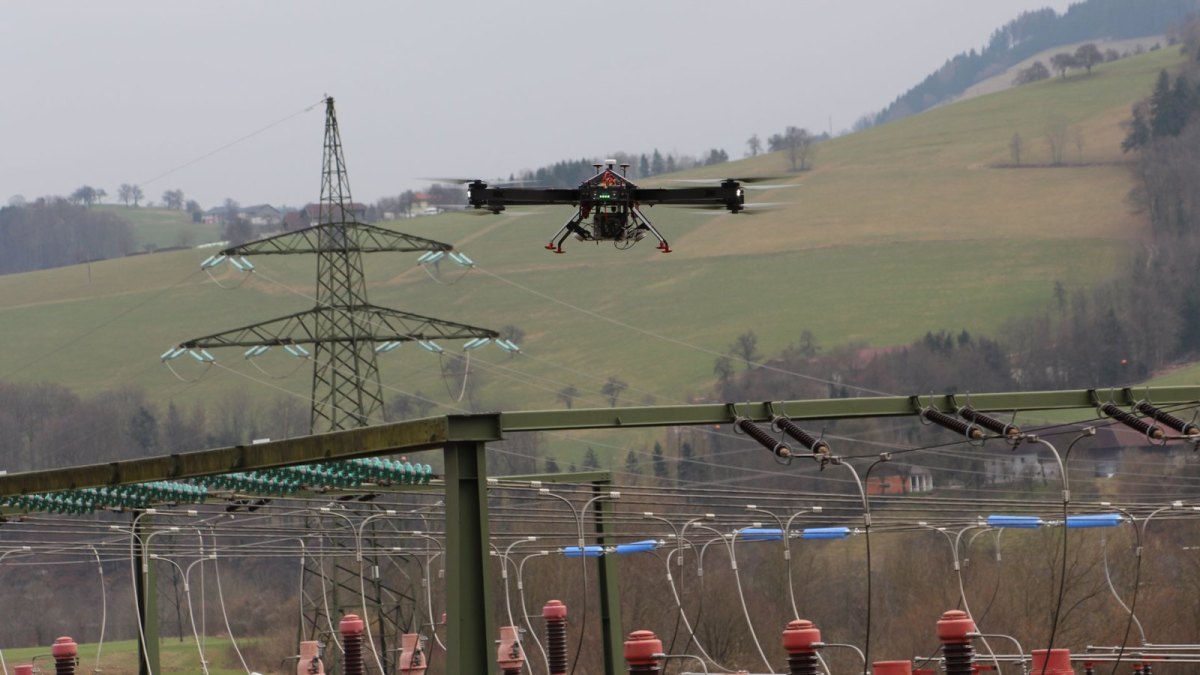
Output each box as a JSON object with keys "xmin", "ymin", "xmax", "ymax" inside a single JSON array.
[
  {"xmin": 178, "ymin": 305, "xmax": 498, "ymax": 350},
  {"xmin": 362, "ymin": 304, "xmax": 499, "ymax": 341},
  {"xmin": 223, "ymin": 222, "xmax": 453, "ymax": 257}
]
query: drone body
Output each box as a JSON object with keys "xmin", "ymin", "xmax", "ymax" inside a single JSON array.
[{"xmin": 463, "ymin": 160, "xmax": 748, "ymax": 253}]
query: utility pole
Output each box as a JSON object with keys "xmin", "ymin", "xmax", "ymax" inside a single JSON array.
[{"xmin": 177, "ymin": 96, "xmax": 498, "ymax": 673}]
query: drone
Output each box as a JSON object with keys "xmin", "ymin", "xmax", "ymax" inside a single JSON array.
[{"xmin": 454, "ymin": 160, "xmax": 777, "ymax": 253}]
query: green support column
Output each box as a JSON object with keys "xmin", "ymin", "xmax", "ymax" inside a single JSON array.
[
  {"xmin": 593, "ymin": 482, "xmax": 623, "ymax": 675},
  {"xmin": 134, "ymin": 517, "xmax": 160, "ymax": 675},
  {"xmin": 444, "ymin": 439, "xmax": 497, "ymax": 675}
]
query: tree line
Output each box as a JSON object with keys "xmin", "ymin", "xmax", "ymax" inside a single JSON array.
[{"xmin": 0, "ymin": 198, "xmax": 134, "ymax": 275}]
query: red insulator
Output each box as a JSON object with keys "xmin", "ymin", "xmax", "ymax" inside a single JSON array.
[
  {"xmin": 340, "ymin": 614, "xmax": 366, "ymax": 675},
  {"xmin": 52, "ymin": 637, "xmax": 77, "ymax": 675},
  {"xmin": 15, "ymin": 666, "xmax": 32, "ymax": 675},
  {"xmin": 782, "ymin": 619, "xmax": 821, "ymax": 675},
  {"xmin": 544, "ymin": 600, "xmax": 568, "ymax": 675},
  {"xmin": 298, "ymin": 641, "xmax": 325, "ymax": 675},
  {"xmin": 623, "ymin": 630, "xmax": 662, "ymax": 674},
  {"xmin": 937, "ymin": 610, "xmax": 977, "ymax": 675},
  {"xmin": 873, "ymin": 661, "xmax": 912, "ymax": 675},
  {"xmin": 1030, "ymin": 649, "xmax": 1074, "ymax": 675},
  {"xmin": 497, "ymin": 625, "xmax": 524, "ymax": 675}
]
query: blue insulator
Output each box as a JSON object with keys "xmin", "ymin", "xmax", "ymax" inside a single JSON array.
[
  {"xmin": 426, "ymin": 251, "xmax": 446, "ymax": 264},
  {"xmin": 419, "ymin": 340, "xmax": 444, "ymax": 354},
  {"xmin": 188, "ymin": 350, "xmax": 209, "ymax": 362},
  {"xmin": 208, "ymin": 254, "xmax": 228, "ymax": 268},
  {"xmin": 987, "ymin": 515, "xmax": 1044, "ymax": 529},
  {"xmin": 563, "ymin": 545, "xmax": 604, "ymax": 557},
  {"xmin": 614, "ymin": 540, "xmax": 659, "ymax": 555},
  {"xmin": 738, "ymin": 527, "xmax": 784, "ymax": 541},
  {"xmin": 161, "ymin": 347, "xmax": 184, "ymax": 361},
  {"xmin": 416, "ymin": 251, "xmax": 436, "ymax": 263},
  {"xmin": 229, "ymin": 257, "xmax": 246, "ymax": 271},
  {"xmin": 497, "ymin": 339, "xmax": 521, "ymax": 353},
  {"xmin": 456, "ymin": 252, "xmax": 475, "ymax": 266},
  {"xmin": 801, "ymin": 527, "xmax": 851, "ymax": 539},
  {"xmin": 200, "ymin": 255, "xmax": 216, "ymax": 268},
  {"xmin": 239, "ymin": 256, "xmax": 255, "ymax": 271},
  {"xmin": 1066, "ymin": 514, "xmax": 1124, "ymax": 529}
]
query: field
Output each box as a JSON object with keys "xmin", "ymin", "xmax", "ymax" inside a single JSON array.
[
  {"xmin": 93, "ymin": 205, "xmax": 224, "ymax": 252},
  {"xmin": 0, "ymin": 47, "xmax": 1188, "ymax": 424},
  {"xmin": 0, "ymin": 637, "xmax": 246, "ymax": 675}
]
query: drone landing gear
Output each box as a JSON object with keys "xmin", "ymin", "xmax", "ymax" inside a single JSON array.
[
  {"xmin": 545, "ymin": 208, "xmax": 586, "ymax": 253},
  {"xmin": 632, "ymin": 207, "xmax": 671, "ymax": 253}
]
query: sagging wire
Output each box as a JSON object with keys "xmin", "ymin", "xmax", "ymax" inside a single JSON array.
[
  {"xmin": 162, "ymin": 348, "xmax": 216, "ymax": 383},
  {"xmin": 691, "ymin": 522, "xmax": 775, "ymax": 673},
  {"xmin": 89, "ymin": 545, "xmax": 108, "ymax": 675}
]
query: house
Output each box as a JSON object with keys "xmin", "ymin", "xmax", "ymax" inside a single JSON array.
[
  {"xmin": 866, "ymin": 466, "xmax": 934, "ymax": 495},
  {"xmin": 240, "ymin": 204, "xmax": 281, "ymax": 227}
]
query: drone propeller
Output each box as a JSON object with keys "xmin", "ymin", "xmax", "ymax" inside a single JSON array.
[
  {"xmin": 420, "ymin": 177, "xmax": 546, "ymax": 188},
  {"xmin": 668, "ymin": 201, "xmax": 793, "ymax": 215},
  {"xmin": 667, "ymin": 176, "xmax": 789, "ymax": 185}
]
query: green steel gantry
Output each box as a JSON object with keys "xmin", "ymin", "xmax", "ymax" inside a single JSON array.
[{"xmin": 1, "ymin": 385, "xmax": 1198, "ymax": 674}]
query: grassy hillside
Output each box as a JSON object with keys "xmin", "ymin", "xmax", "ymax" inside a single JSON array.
[
  {"xmin": 93, "ymin": 205, "xmax": 223, "ymax": 251},
  {"xmin": 0, "ymin": 48, "xmax": 1188, "ymax": 423}
]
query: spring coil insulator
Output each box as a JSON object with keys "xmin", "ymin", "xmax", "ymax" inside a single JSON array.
[
  {"xmin": 787, "ymin": 651, "xmax": 820, "ymax": 675},
  {"xmin": 774, "ymin": 417, "xmax": 830, "ymax": 454},
  {"xmin": 736, "ymin": 418, "xmax": 791, "ymax": 457},
  {"xmin": 1100, "ymin": 403, "xmax": 1165, "ymax": 440},
  {"xmin": 343, "ymin": 631, "xmax": 365, "ymax": 675},
  {"xmin": 922, "ymin": 409, "xmax": 984, "ymax": 440},
  {"xmin": 628, "ymin": 664, "xmax": 660, "ymax": 674},
  {"xmin": 1135, "ymin": 401, "xmax": 1199, "ymax": 436},
  {"xmin": 546, "ymin": 618, "xmax": 568, "ymax": 675},
  {"xmin": 957, "ymin": 406, "xmax": 1021, "ymax": 438},
  {"xmin": 942, "ymin": 641, "xmax": 975, "ymax": 675}
]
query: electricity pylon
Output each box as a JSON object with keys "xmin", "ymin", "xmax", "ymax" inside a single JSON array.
[{"xmin": 178, "ymin": 96, "xmax": 496, "ymax": 673}]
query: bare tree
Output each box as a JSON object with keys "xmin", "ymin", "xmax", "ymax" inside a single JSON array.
[
  {"xmin": 1010, "ymin": 132, "xmax": 1024, "ymax": 166},
  {"xmin": 601, "ymin": 376, "xmax": 627, "ymax": 407},
  {"xmin": 730, "ymin": 330, "xmax": 761, "ymax": 370},
  {"xmin": 1050, "ymin": 52, "xmax": 1077, "ymax": 78},
  {"xmin": 1074, "ymin": 43, "xmax": 1103, "ymax": 75},
  {"xmin": 161, "ymin": 189, "xmax": 185, "ymax": 210},
  {"xmin": 1045, "ymin": 114, "xmax": 1070, "ymax": 165},
  {"xmin": 746, "ymin": 134, "xmax": 762, "ymax": 157},
  {"xmin": 784, "ymin": 127, "xmax": 816, "ymax": 171},
  {"xmin": 117, "ymin": 183, "xmax": 134, "ymax": 206},
  {"xmin": 556, "ymin": 384, "xmax": 579, "ymax": 409}
]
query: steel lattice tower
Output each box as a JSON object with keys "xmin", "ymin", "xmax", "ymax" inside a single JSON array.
[
  {"xmin": 180, "ymin": 96, "xmax": 497, "ymax": 432},
  {"xmin": 177, "ymin": 97, "xmax": 496, "ymax": 673}
]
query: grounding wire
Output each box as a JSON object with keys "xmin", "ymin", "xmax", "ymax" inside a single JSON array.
[{"xmin": 136, "ymin": 98, "xmax": 324, "ymax": 188}]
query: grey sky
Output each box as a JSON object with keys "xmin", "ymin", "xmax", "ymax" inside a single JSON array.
[{"xmin": 4, "ymin": 1, "xmax": 1074, "ymax": 209}]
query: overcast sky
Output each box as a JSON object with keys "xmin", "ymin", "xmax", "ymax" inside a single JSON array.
[{"xmin": 3, "ymin": 0, "xmax": 1076, "ymax": 208}]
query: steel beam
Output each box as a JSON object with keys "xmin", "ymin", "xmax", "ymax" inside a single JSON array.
[
  {"xmin": 592, "ymin": 481, "xmax": 623, "ymax": 675},
  {"xmin": 4, "ymin": 386, "xmax": 1200, "ymax": 499},
  {"xmin": 444, "ymin": 439, "xmax": 497, "ymax": 675},
  {"xmin": 498, "ymin": 386, "xmax": 1200, "ymax": 432}
]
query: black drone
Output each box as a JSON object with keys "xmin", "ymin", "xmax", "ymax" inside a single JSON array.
[{"xmin": 456, "ymin": 160, "xmax": 775, "ymax": 253}]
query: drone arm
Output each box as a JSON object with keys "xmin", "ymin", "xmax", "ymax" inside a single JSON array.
[
  {"xmin": 633, "ymin": 185, "xmax": 744, "ymax": 211},
  {"xmin": 467, "ymin": 187, "xmax": 580, "ymax": 209}
]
